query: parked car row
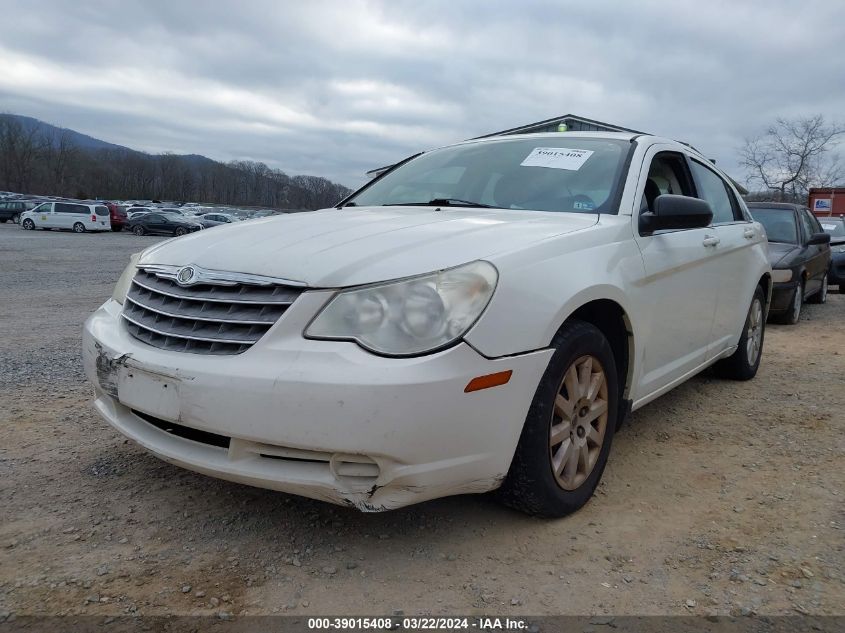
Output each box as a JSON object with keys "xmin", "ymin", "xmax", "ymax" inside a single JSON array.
[{"xmin": 746, "ymin": 203, "xmax": 833, "ymax": 325}]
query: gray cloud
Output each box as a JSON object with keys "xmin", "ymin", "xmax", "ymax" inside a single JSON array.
[{"xmin": 1, "ymin": 0, "xmax": 843, "ymax": 188}]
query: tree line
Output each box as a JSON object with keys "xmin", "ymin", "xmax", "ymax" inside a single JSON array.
[{"xmin": 0, "ymin": 115, "xmax": 353, "ymax": 209}]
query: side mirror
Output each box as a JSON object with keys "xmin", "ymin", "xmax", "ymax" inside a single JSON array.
[
  {"xmin": 639, "ymin": 194, "xmax": 713, "ymax": 235},
  {"xmin": 808, "ymin": 232, "xmax": 831, "ymax": 246}
]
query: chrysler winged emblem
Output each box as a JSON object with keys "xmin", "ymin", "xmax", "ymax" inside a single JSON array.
[{"xmin": 176, "ymin": 266, "xmax": 196, "ymax": 286}]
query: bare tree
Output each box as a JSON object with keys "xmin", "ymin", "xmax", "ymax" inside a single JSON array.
[
  {"xmin": 44, "ymin": 130, "xmax": 79, "ymax": 195},
  {"xmin": 741, "ymin": 115, "xmax": 844, "ymax": 202},
  {"xmin": 0, "ymin": 117, "xmax": 49, "ymax": 192}
]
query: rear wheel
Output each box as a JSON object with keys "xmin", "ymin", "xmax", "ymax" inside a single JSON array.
[
  {"xmin": 174, "ymin": 226, "xmax": 187, "ymax": 236},
  {"xmin": 499, "ymin": 320, "xmax": 618, "ymax": 517},
  {"xmin": 12, "ymin": 213, "xmax": 20, "ymax": 224},
  {"xmin": 111, "ymin": 225, "xmax": 123, "ymax": 232},
  {"xmin": 808, "ymin": 274, "xmax": 828, "ymax": 304},
  {"xmin": 22, "ymin": 218, "xmax": 35, "ymax": 230},
  {"xmin": 72, "ymin": 222, "xmax": 85, "ymax": 233},
  {"xmin": 132, "ymin": 225, "xmax": 146, "ymax": 236},
  {"xmin": 714, "ymin": 285, "xmax": 765, "ymax": 380}
]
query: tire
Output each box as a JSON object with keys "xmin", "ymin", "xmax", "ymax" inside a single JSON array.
[
  {"xmin": 12, "ymin": 214, "xmax": 20, "ymax": 224},
  {"xmin": 132, "ymin": 225, "xmax": 146, "ymax": 236},
  {"xmin": 22, "ymin": 218, "xmax": 34, "ymax": 230},
  {"xmin": 72, "ymin": 222, "xmax": 85, "ymax": 233},
  {"xmin": 174, "ymin": 226, "xmax": 187, "ymax": 236},
  {"xmin": 713, "ymin": 285, "xmax": 766, "ymax": 381},
  {"xmin": 0, "ymin": 219, "xmax": 6, "ymax": 223},
  {"xmin": 498, "ymin": 320, "xmax": 619, "ymax": 518},
  {"xmin": 111, "ymin": 225, "xmax": 123, "ymax": 232},
  {"xmin": 775, "ymin": 279, "xmax": 803, "ymax": 325},
  {"xmin": 808, "ymin": 274, "xmax": 828, "ymax": 304}
]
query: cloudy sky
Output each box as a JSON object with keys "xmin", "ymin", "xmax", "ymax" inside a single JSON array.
[{"xmin": 1, "ymin": 0, "xmax": 843, "ymax": 187}]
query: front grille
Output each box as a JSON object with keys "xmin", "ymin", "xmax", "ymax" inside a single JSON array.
[{"xmin": 122, "ymin": 267, "xmax": 304, "ymax": 355}]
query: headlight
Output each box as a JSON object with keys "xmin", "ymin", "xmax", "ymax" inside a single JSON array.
[
  {"xmin": 305, "ymin": 261, "xmax": 498, "ymax": 356},
  {"xmin": 771, "ymin": 268, "xmax": 793, "ymax": 283},
  {"xmin": 112, "ymin": 253, "xmax": 141, "ymax": 304}
]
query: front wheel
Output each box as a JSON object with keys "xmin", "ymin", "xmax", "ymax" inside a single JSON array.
[
  {"xmin": 22, "ymin": 218, "xmax": 35, "ymax": 230},
  {"xmin": 808, "ymin": 274, "xmax": 828, "ymax": 304},
  {"xmin": 498, "ymin": 320, "xmax": 618, "ymax": 517},
  {"xmin": 776, "ymin": 279, "xmax": 804, "ymax": 325},
  {"xmin": 714, "ymin": 285, "xmax": 766, "ymax": 381},
  {"xmin": 72, "ymin": 222, "xmax": 85, "ymax": 233}
]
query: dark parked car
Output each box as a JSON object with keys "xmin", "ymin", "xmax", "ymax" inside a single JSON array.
[
  {"xmin": 128, "ymin": 212, "xmax": 203, "ymax": 237},
  {"xmin": 818, "ymin": 216, "xmax": 845, "ymax": 290},
  {"xmin": 0, "ymin": 199, "xmax": 44, "ymax": 224},
  {"xmin": 747, "ymin": 202, "xmax": 831, "ymax": 324}
]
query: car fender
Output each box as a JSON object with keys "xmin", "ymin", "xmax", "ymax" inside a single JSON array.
[{"xmin": 465, "ymin": 216, "xmax": 645, "ymax": 361}]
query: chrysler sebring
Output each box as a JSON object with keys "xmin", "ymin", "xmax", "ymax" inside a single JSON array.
[{"xmin": 83, "ymin": 132, "xmax": 772, "ymax": 516}]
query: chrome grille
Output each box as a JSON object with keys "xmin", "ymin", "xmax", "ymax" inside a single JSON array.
[{"xmin": 122, "ymin": 266, "xmax": 305, "ymax": 355}]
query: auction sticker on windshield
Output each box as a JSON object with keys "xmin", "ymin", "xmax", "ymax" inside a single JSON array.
[{"xmin": 520, "ymin": 147, "xmax": 594, "ymax": 170}]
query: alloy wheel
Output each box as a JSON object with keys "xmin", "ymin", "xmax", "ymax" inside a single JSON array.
[
  {"xmin": 746, "ymin": 297, "xmax": 763, "ymax": 366},
  {"xmin": 549, "ymin": 355, "xmax": 609, "ymax": 491}
]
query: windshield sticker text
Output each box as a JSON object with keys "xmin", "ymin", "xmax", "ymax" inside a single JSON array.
[{"xmin": 520, "ymin": 147, "xmax": 594, "ymax": 171}]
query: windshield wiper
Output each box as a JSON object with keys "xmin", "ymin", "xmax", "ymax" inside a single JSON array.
[{"xmin": 384, "ymin": 198, "xmax": 495, "ymax": 208}]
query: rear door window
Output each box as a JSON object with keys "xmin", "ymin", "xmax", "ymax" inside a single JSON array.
[
  {"xmin": 799, "ymin": 209, "xmax": 819, "ymax": 242},
  {"xmin": 55, "ymin": 203, "xmax": 87, "ymax": 214},
  {"xmin": 689, "ymin": 160, "xmax": 737, "ymax": 224}
]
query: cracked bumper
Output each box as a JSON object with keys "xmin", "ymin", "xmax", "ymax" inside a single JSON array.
[{"xmin": 82, "ymin": 298, "xmax": 552, "ymax": 510}]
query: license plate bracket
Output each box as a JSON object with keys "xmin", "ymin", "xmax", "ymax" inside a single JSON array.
[{"xmin": 118, "ymin": 367, "xmax": 181, "ymax": 420}]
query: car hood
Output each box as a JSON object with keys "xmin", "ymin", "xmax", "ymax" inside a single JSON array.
[
  {"xmin": 767, "ymin": 242, "xmax": 801, "ymax": 267},
  {"xmin": 138, "ymin": 206, "xmax": 598, "ymax": 287}
]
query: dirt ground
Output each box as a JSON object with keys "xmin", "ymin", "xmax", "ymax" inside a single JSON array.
[{"xmin": 0, "ymin": 223, "xmax": 843, "ymax": 619}]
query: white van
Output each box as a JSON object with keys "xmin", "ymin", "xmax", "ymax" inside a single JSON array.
[{"xmin": 20, "ymin": 202, "xmax": 111, "ymax": 233}]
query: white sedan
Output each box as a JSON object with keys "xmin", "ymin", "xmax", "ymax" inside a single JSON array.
[{"xmin": 82, "ymin": 132, "xmax": 771, "ymax": 516}]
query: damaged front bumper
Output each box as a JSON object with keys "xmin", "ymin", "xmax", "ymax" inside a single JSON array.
[{"xmin": 82, "ymin": 297, "xmax": 553, "ymax": 511}]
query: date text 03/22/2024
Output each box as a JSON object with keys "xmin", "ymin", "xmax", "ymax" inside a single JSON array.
[{"xmin": 307, "ymin": 617, "xmax": 531, "ymax": 630}]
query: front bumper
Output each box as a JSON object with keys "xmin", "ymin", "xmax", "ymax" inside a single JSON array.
[
  {"xmin": 82, "ymin": 296, "xmax": 553, "ymax": 511},
  {"xmin": 769, "ymin": 278, "xmax": 799, "ymax": 314}
]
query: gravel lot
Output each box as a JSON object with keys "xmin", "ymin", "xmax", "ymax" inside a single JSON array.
[{"xmin": 0, "ymin": 221, "xmax": 843, "ymax": 619}]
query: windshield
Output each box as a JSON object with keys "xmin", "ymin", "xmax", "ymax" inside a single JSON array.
[
  {"xmin": 748, "ymin": 208, "xmax": 798, "ymax": 243},
  {"xmin": 347, "ymin": 137, "xmax": 632, "ymax": 214},
  {"xmin": 819, "ymin": 218, "xmax": 845, "ymax": 239}
]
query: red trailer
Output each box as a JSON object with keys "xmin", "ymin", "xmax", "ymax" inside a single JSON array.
[{"xmin": 808, "ymin": 187, "xmax": 845, "ymax": 218}]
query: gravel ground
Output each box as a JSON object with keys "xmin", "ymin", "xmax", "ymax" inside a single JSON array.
[{"xmin": 0, "ymin": 221, "xmax": 843, "ymax": 619}]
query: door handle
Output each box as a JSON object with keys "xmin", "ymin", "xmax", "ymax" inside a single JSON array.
[
  {"xmin": 702, "ymin": 236, "xmax": 720, "ymax": 247},
  {"xmin": 743, "ymin": 228, "xmax": 756, "ymax": 239}
]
